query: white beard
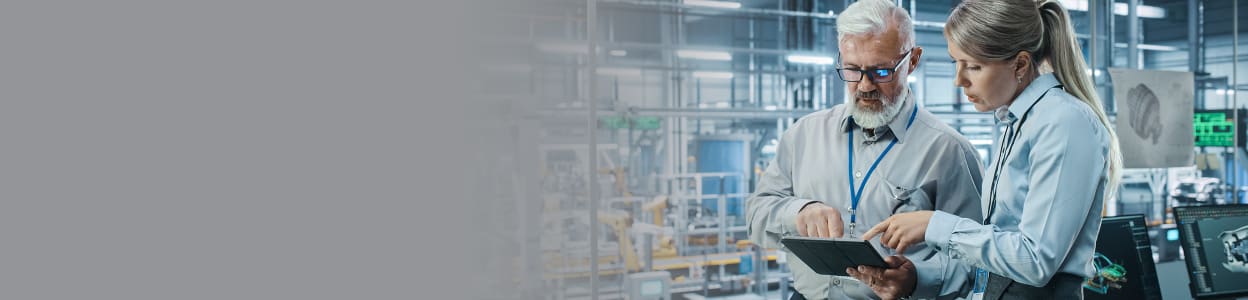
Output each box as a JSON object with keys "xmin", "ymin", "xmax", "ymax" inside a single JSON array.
[{"xmin": 848, "ymin": 90, "xmax": 906, "ymax": 129}]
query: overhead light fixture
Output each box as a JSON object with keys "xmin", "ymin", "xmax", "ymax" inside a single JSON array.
[
  {"xmin": 692, "ymin": 71, "xmax": 734, "ymax": 79},
  {"xmin": 676, "ymin": 50, "xmax": 732, "ymax": 61},
  {"xmin": 1059, "ymin": 0, "xmax": 1165, "ymax": 19},
  {"xmin": 1114, "ymin": 3, "xmax": 1165, "ymax": 18},
  {"xmin": 596, "ymin": 67, "xmax": 642, "ymax": 77},
  {"xmin": 786, "ymin": 54, "xmax": 836, "ymax": 65},
  {"xmin": 684, "ymin": 0, "xmax": 741, "ymax": 9},
  {"xmin": 536, "ymin": 41, "xmax": 589, "ymax": 54},
  {"xmin": 609, "ymin": 50, "xmax": 627, "ymax": 57}
]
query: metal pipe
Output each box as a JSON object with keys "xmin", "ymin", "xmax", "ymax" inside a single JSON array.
[
  {"xmin": 1235, "ymin": 0, "xmax": 1240, "ymax": 203},
  {"xmin": 1090, "ymin": 0, "xmax": 1097, "ymax": 80},
  {"xmin": 749, "ymin": 18, "xmax": 758, "ymax": 107},
  {"xmin": 586, "ymin": 0, "xmax": 599, "ymax": 298},
  {"xmin": 1128, "ymin": 0, "xmax": 1139, "ymax": 69},
  {"xmin": 1189, "ymin": 0, "xmax": 1201, "ymax": 74}
]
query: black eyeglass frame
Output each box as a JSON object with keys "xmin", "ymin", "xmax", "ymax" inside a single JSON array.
[{"xmin": 835, "ymin": 48, "xmax": 915, "ymax": 83}]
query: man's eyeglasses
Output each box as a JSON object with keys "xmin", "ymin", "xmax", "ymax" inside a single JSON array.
[{"xmin": 836, "ymin": 48, "xmax": 913, "ymax": 83}]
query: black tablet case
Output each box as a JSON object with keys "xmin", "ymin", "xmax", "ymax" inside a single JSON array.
[{"xmin": 780, "ymin": 236, "xmax": 889, "ymax": 276}]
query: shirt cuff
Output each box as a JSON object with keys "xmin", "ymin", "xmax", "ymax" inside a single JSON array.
[
  {"xmin": 908, "ymin": 253, "xmax": 943, "ymax": 299},
  {"xmin": 925, "ymin": 210, "xmax": 962, "ymax": 251},
  {"xmin": 781, "ymin": 199, "xmax": 818, "ymax": 236}
]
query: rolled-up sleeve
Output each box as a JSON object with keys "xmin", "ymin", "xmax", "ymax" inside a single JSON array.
[{"xmin": 924, "ymin": 113, "xmax": 1105, "ymax": 287}]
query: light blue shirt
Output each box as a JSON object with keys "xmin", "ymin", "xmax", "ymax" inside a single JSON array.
[{"xmin": 925, "ymin": 73, "xmax": 1110, "ymax": 288}]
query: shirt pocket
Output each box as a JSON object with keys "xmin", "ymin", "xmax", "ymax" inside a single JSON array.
[{"xmin": 881, "ymin": 177, "xmax": 933, "ymax": 214}]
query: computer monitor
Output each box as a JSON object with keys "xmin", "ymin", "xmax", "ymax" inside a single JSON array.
[
  {"xmin": 1083, "ymin": 215, "xmax": 1163, "ymax": 300},
  {"xmin": 1174, "ymin": 204, "xmax": 1248, "ymax": 299}
]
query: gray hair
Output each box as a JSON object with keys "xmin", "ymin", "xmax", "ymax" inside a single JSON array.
[
  {"xmin": 835, "ymin": 0, "xmax": 915, "ymax": 52},
  {"xmin": 946, "ymin": 0, "xmax": 1122, "ymax": 201}
]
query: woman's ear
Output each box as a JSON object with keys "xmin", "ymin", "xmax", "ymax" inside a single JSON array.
[{"xmin": 1014, "ymin": 50, "xmax": 1033, "ymax": 77}]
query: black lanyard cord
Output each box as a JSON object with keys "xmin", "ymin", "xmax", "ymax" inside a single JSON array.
[{"xmin": 984, "ymin": 87, "xmax": 1058, "ymax": 224}]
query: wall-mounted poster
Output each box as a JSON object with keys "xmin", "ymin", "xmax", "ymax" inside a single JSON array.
[{"xmin": 1108, "ymin": 68, "xmax": 1194, "ymax": 168}]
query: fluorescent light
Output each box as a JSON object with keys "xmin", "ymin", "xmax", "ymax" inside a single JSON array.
[
  {"xmin": 763, "ymin": 105, "xmax": 778, "ymax": 111},
  {"xmin": 1114, "ymin": 3, "xmax": 1165, "ymax": 19},
  {"xmin": 786, "ymin": 54, "xmax": 836, "ymax": 65},
  {"xmin": 537, "ymin": 41, "xmax": 589, "ymax": 54},
  {"xmin": 914, "ymin": 20, "xmax": 946, "ymax": 28},
  {"xmin": 1059, "ymin": 1, "xmax": 1165, "ymax": 19},
  {"xmin": 692, "ymin": 71, "xmax": 734, "ymax": 79},
  {"xmin": 676, "ymin": 50, "xmax": 732, "ymax": 61},
  {"xmin": 596, "ymin": 67, "xmax": 642, "ymax": 77},
  {"xmin": 1059, "ymin": 0, "xmax": 1091, "ymax": 11},
  {"xmin": 609, "ymin": 50, "xmax": 627, "ymax": 57},
  {"xmin": 684, "ymin": 0, "xmax": 741, "ymax": 9}
]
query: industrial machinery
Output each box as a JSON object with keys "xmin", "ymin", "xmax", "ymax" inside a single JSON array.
[
  {"xmin": 1221, "ymin": 225, "xmax": 1248, "ymax": 273},
  {"xmin": 1171, "ymin": 177, "xmax": 1229, "ymax": 206}
]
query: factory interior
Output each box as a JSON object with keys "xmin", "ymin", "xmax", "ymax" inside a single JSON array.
[{"xmin": 478, "ymin": 0, "xmax": 1248, "ymax": 299}]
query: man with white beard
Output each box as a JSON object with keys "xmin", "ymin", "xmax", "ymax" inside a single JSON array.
[{"xmin": 745, "ymin": 1, "xmax": 985, "ymax": 299}]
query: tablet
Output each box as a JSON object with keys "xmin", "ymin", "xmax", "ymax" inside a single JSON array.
[{"xmin": 780, "ymin": 236, "xmax": 889, "ymax": 276}]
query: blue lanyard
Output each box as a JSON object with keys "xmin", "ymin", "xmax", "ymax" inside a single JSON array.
[{"xmin": 847, "ymin": 103, "xmax": 918, "ymax": 228}]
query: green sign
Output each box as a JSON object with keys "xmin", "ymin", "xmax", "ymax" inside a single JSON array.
[
  {"xmin": 598, "ymin": 116, "xmax": 661, "ymax": 130},
  {"xmin": 1195, "ymin": 110, "xmax": 1238, "ymax": 147},
  {"xmin": 634, "ymin": 117, "xmax": 660, "ymax": 130}
]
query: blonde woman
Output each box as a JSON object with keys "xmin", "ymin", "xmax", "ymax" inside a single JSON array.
[{"xmin": 848, "ymin": 0, "xmax": 1122, "ymax": 299}]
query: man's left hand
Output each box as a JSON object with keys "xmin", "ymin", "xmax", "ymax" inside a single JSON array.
[{"xmin": 846, "ymin": 255, "xmax": 917, "ymax": 300}]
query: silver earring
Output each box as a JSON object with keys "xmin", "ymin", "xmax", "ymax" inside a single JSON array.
[{"xmin": 1016, "ymin": 76, "xmax": 1022, "ymax": 83}]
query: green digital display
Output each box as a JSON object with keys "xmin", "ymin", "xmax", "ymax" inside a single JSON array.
[{"xmin": 1194, "ymin": 109, "xmax": 1243, "ymax": 147}]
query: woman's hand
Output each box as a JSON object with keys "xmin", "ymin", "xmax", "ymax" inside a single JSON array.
[{"xmin": 862, "ymin": 211, "xmax": 933, "ymax": 253}]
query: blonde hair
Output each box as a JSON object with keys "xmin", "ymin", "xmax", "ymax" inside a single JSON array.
[{"xmin": 946, "ymin": 0, "xmax": 1122, "ymax": 200}]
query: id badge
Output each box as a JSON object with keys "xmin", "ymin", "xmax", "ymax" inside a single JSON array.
[{"xmin": 970, "ymin": 268, "xmax": 988, "ymax": 300}]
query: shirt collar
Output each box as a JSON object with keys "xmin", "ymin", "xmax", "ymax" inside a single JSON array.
[
  {"xmin": 839, "ymin": 88, "xmax": 916, "ymax": 142},
  {"xmin": 1000, "ymin": 73, "xmax": 1062, "ymax": 123}
]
